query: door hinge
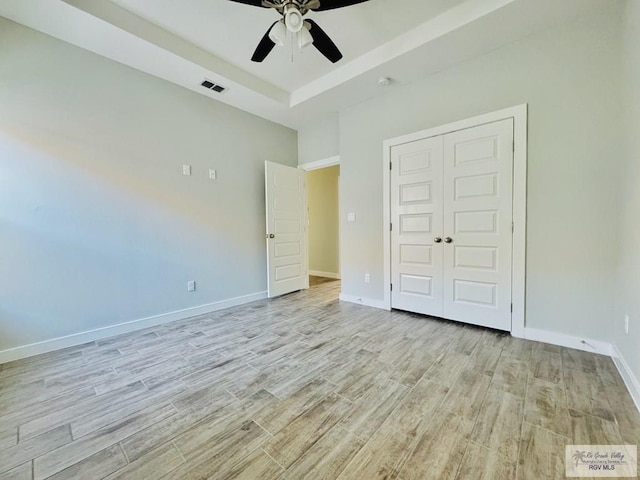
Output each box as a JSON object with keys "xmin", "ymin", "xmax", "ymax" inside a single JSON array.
[
  {"xmin": 512, "ymin": 141, "xmax": 515, "ymax": 152},
  {"xmin": 389, "ymin": 162, "xmax": 392, "ymax": 171},
  {"xmin": 390, "ymin": 283, "xmax": 393, "ymax": 291},
  {"xmin": 512, "ymin": 221, "xmax": 514, "ymax": 233},
  {"xmin": 510, "ymin": 303, "xmax": 513, "ymax": 313},
  {"xmin": 390, "ymin": 223, "xmax": 393, "ymax": 232}
]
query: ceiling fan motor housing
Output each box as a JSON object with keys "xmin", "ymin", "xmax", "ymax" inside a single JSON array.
[
  {"xmin": 241, "ymin": 0, "xmax": 367, "ymax": 63},
  {"xmin": 284, "ymin": 3, "xmax": 304, "ymax": 32}
]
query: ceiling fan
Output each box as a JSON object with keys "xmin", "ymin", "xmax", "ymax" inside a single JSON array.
[{"xmin": 228, "ymin": 0, "xmax": 371, "ymax": 63}]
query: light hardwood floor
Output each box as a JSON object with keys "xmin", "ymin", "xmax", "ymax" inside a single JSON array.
[{"xmin": 1, "ymin": 278, "xmax": 638, "ymax": 479}]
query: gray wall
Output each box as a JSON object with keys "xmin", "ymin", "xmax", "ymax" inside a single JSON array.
[
  {"xmin": 613, "ymin": 0, "xmax": 640, "ymax": 383},
  {"xmin": 307, "ymin": 166, "xmax": 340, "ymax": 276},
  {"xmin": 297, "ymin": 112, "xmax": 339, "ymax": 165},
  {"xmin": 339, "ymin": 5, "xmax": 624, "ymax": 341},
  {"xmin": 0, "ymin": 19, "xmax": 297, "ymax": 351}
]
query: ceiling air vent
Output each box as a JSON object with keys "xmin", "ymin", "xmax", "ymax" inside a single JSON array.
[{"xmin": 200, "ymin": 79, "xmax": 227, "ymax": 94}]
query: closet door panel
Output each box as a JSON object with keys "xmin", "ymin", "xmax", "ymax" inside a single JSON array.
[
  {"xmin": 442, "ymin": 120, "xmax": 513, "ymax": 331},
  {"xmin": 391, "ymin": 136, "xmax": 444, "ymax": 317}
]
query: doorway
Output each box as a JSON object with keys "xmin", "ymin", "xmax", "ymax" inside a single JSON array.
[
  {"xmin": 307, "ymin": 165, "xmax": 340, "ymax": 281},
  {"xmin": 299, "ymin": 156, "xmax": 341, "ymax": 293},
  {"xmin": 264, "ymin": 157, "xmax": 341, "ymax": 299}
]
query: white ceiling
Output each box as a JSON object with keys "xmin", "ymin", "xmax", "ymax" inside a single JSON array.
[
  {"xmin": 0, "ymin": 0, "xmax": 613, "ymax": 129},
  {"xmin": 107, "ymin": 0, "xmax": 468, "ymax": 91}
]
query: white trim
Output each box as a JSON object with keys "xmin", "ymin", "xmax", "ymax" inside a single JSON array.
[
  {"xmin": 298, "ymin": 155, "xmax": 340, "ymax": 171},
  {"xmin": 309, "ymin": 270, "xmax": 341, "ymax": 280},
  {"xmin": 382, "ymin": 104, "xmax": 528, "ymax": 336},
  {"xmin": 511, "ymin": 105, "xmax": 528, "ymax": 338},
  {"xmin": 0, "ymin": 291, "xmax": 267, "ymax": 364},
  {"xmin": 290, "ymin": 0, "xmax": 515, "ymax": 106},
  {"xmin": 339, "ymin": 293, "xmax": 390, "ymax": 311},
  {"xmin": 612, "ymin": 345, "xmax": 640, "ymax": 413},
  {"xmin": 302, "ymin": 168, "xmax": 310, "ymax": 290},
  {"xmin": 523, "ymin": 327, "xmax": 612, "ymax": 356}
]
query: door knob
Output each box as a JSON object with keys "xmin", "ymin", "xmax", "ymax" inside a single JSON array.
[
  {"xmin": 266, "ymin": 234, "xmax": 275, "ymax": 239},
  {"xmin": 444, "ymin": 237, "xmax": 453, "ymax": 243},
  {"xmin": 434, "ymin": 237, "xmax": 442, "ymax": 243}
]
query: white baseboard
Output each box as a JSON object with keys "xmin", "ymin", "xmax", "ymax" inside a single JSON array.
[
  {"xmin": 0, "ymin": 291, "xmax": 267, "ymax": 365},
  {"xmin": 523, "ymin": 327, "xmax": 613, "ymax": 356},
  {"xmin": 612, "ymin": 344, "xmax": 640, "ymax": 413},
  {"xmin": 339, "ymin": 293, "xmax": 390, "ymax": 310},
  {"xmin": 309, "ymin": 270, "xmax": 341, "ymax": 280}
]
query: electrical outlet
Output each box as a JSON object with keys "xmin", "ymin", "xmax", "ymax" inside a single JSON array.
[
  {"xmin": 187, "ymin": 280, "xmax": 196, "ymax": 292},
  {"xmin": 624, "ymin": 314, "xmax": 630, "ymax": 335},
  {"xmin": 364, "ymin": 273, "xmax": 370, "ymax": 283},
  {"xmin": 182, "ymin": 165, "xmax": 192, "ymax": 176}
]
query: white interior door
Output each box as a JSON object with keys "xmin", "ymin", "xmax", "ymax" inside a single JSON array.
[
  {"xmin": 265, "ymin": 161, "xmax": 307, "ymax": 298},
  {"xmin": 391, "ymin": 136, "xmax": 444, "ymax": 317},
  {"xmin": 442, "ymin": 119, "xmax": 514, "ymax": 330}
]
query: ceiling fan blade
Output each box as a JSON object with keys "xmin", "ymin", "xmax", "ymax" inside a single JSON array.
[
  {"xmin": 306, "ymin": 19, "xmax": 343, "ymax": 63},
  {"xmin": 227, "ymin": 0, "xmax": 269, "ymax": 7},
  {"xmin": 311, "ymin": 0, "xmax": 370, "ymax": 11},
  {"xmin": 251, "ymin": 22, "xmax": 278, "ymax": 62}
]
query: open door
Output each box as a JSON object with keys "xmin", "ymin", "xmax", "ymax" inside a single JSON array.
[{"xmin": 265, "ymin": 161, "xmax": 307, "ymax": 298}]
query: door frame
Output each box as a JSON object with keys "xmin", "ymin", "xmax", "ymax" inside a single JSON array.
[
  {"xmin": 298, "ymin": 155, "xmax": 341, "ymax": 290},
  {"xmin": 382, "ymin": 104, "xmax": 528, "ymax": 338}
]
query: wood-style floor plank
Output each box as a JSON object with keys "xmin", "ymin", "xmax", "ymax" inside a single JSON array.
[
  {"xmin": 220, "ymin": 448, "xmax": 284, "ymax": 480},
  {"xmin": 469, "ymin": 388, "xmax": 524, "ymax": 463},
  {"xmin": 281, "ymin": 425, "xmax": 364, "ymax": 480},
  {"xmin": 516, "ymin": 422, "xmax": 569, "ymax": 480},
  {"xmin": 46, "ymin": 444, "xmax": 127, "ymax": 480},
  {"xmin": 456, "ymin": 441, "xmax": 516, "ymax": 480},
  {"xmin": 0, "ymin": 461, "xmax": 32, "ymax": 480},
  {"xmin": 252, "ymin": 378, "xmax": 337, "ymax": 436},
  {"xmin": 0, "ymin": 424, "xmax": 72, "ymax": 476},
  {"xmin": 398, "ymin": 409, "xmax": 472, "ymax": 480},
  {"xmin": 524, "ymin": 377, "xmax": 571, "ymax": 438},
  {"xmin": 102, "ymin": 443, "xmax": 184, "ymax": 480},
  {"xmin": 261, "ymin": 393, "xmax": 352, "ymax": 469},
  {"xmin": 0, "ymin": 427, "xmax": 17, "ymax": 452},
  {"xmin": 0, "ymin": 278, "xmax": 637, "ymax": 479},
  {"xmin": 33, "ymin": 403, "xmax": 176, "ymax": 480},
  {"xmin": 159, "ymin": 421, "xmax": 270, "ymax": 480}
]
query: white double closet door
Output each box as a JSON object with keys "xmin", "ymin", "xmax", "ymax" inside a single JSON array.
[{"xmin": 391, "ymin": 119, "xmax": 514, "ymax": 331}]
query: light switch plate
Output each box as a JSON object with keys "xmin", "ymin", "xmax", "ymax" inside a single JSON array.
[
  {"xmin": 182, "ymin": 165, "xmax": 192, "ymax": 176},
  {"xmin": 347, "ymin": 212, "xmax": 356, "ymax": 222},
  {"xmin": 209, "ymin": 169, "xmax": 217, "ymax": 180}
]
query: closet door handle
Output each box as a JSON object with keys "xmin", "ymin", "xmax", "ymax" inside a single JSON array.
[
  {"xmin": 444, "ymin": 237, "xmax": 453, "ymax": 244},
  {"xmin": 434, "ymin": 237, "xmax": 442, "ymax": 243}
]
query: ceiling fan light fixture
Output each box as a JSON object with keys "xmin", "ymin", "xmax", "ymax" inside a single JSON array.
[
  {"xmin": 284, "ymin": 5, "xmax": 304, "ymax": 32},
  {"xmin": 233, "ymin": 0, "xmax": 363, "ymax": 63},
  {"xmin": 298, "ymin": 23, "xmax": 313, "ymax": 49},
  {"xmin": 268, "ymin": 20, "xmax": 287, "ymax": 46}
]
